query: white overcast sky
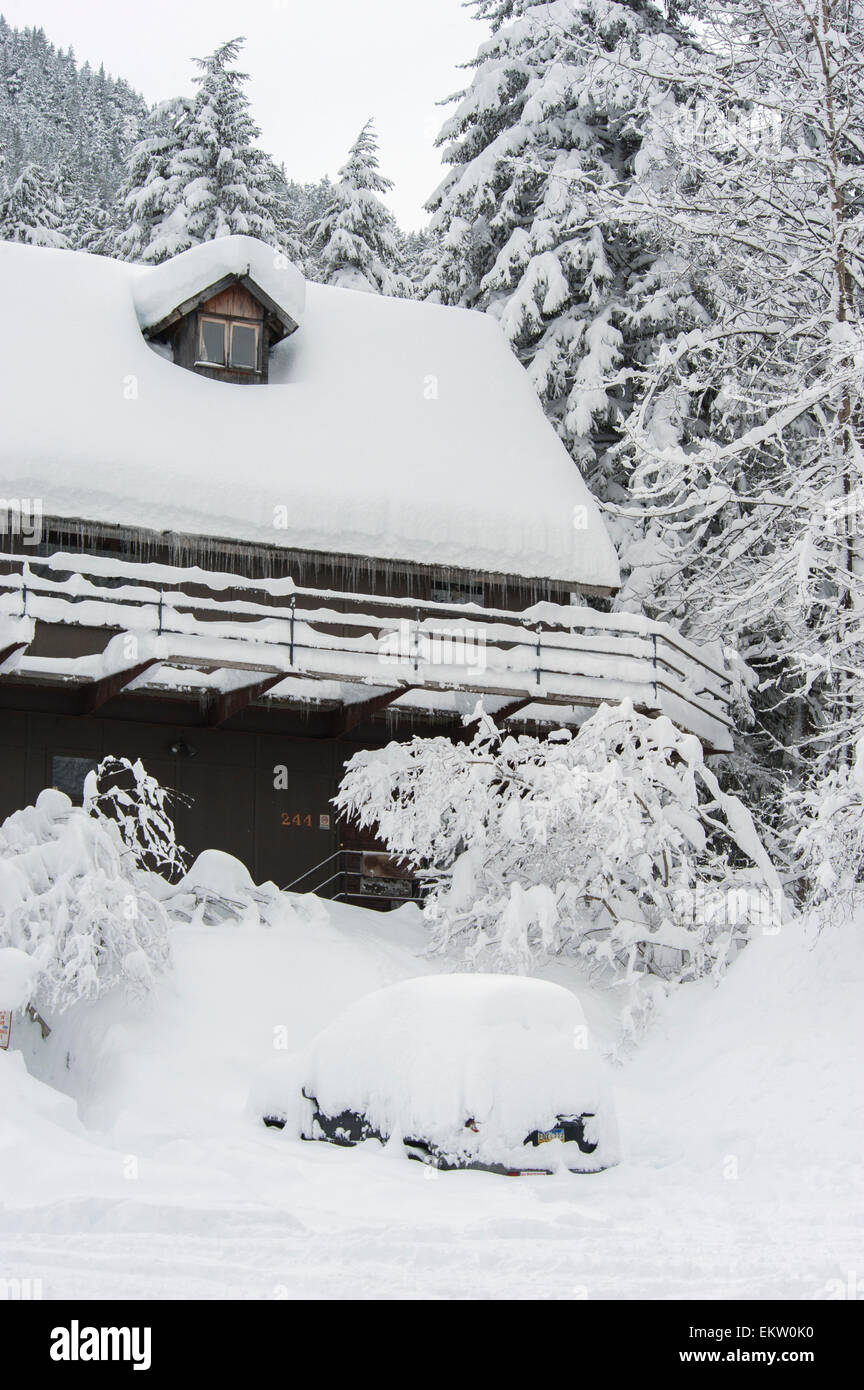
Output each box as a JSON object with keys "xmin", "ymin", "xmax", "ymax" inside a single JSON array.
[{"xmin": 2, "ymin": 0, "xmax": 481, "ymax": 227}]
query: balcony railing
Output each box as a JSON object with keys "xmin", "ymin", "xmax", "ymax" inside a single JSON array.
[{"xmin": 0, "ymin": 550, "xmax": 733, "ymax": 750}]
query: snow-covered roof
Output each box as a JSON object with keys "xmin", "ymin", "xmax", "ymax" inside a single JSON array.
[
  {"xmin": 132, "ymin": 235, "xmax": 305, "ymax": 335},
  {"xmin": 0, "ymin": 238, "xmax": 620, "ymax": 590}
]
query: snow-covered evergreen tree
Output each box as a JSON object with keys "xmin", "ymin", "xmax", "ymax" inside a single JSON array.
[
  {"xmin": 110, "ymin": 96, "xmax": 193, "ymax": 262},
  {"xmin": 161, "ymin": 37, "xmax": 295, "ymax": 256},
  {"xmin": 791, "ymin": 742, "xmax": 864, "ymax": 920},
  {"xmin": 64, "ymin": 189, "xmax": 111, "ymax": 253},
  {"xmin": 600, "ymin": 0, "xmax": 864, "ymax": 862},
  {"xmin": 400, "ymin": 225, "xmax": 438, "ymax": 289},
  {"xmin": 0, "ymin": 161, "xmax": 69, "ymax": 246},
  {"xmin": 0, "ymin": 19, "xmax": 145, "ymax": 247},
  {"xmin": 423, "ymin": 0, "xmax": 699, "ymax": 475},
  {"xmin": 307, "ymin": 120, "xmax": 411, "ymax": 295},
  {"xmin": 285, "ymin": 174, "xmax": 333, "ymax": 235},
  {"xmin": 260, "ymin": 157, "xmax": 305, "ymax": 262}
]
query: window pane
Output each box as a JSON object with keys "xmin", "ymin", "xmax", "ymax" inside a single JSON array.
[
  {"xmin": 230, "ymin": 323, "xmax": 258, "ymax": 370},
  {"xmin": 51, "ymin": 754, "xmax": 98, "ymax": 804},
  {"xmin": 200, "ymin": 318, "xmax": 226, "ymax": 364}
]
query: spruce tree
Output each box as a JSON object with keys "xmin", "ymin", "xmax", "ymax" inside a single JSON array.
[
  {"xmin": 0, "ymin": 20, "xmax": 145, "ymax": 248},
  {"xmin": 0, "ymin": 161, "xmax": 69, "ymax": 246},
  {"xmin": 111, "ymin": 96, "xmax": 193, "ymax": 262},
  {"xmin": 166, "ymin": 37, "xmax": 293, "ymax": 253},
  {"xmin": 307, "ymin": 120, "xmax": 411, "ymax": 295},
  {"xmin": 424, "ymin": 0, "xmax": 697, "ymax": 477}
]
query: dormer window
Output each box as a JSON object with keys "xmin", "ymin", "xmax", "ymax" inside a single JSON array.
[
  {"xmin": 198, "ymin": 315, "xmax": 260, "ymax": 372},
  {"xmin": 140, "ymin": 259, "xmax": 301, "ymax": 386}
]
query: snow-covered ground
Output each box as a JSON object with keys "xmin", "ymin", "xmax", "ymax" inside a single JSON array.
[{"xmin": 1, "ymin": 893, "xmax": 861, "ymax": 1300}]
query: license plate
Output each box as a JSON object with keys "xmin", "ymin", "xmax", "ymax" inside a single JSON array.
[{"xmin": 535, "ymin": 1127, "xmax": 564, "ymax": 1144}]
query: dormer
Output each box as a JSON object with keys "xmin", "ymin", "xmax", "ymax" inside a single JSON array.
[{"xmin": 134, "ymin": 236, "xmax": 304, "ymax": 386}]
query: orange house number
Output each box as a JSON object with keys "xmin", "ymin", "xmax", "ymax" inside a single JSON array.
[{"xmin": 281, "ymin": 812, "xmax": 313, "ymax": 828}]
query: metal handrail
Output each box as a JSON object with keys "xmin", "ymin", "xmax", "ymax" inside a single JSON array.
[
  {"xmin": 284, "ymin": 848, "xmax": 345, "ymax": 891},
  {"xmin": 285, "ymin": 847, "xmax": 430, "ymax": 903}
]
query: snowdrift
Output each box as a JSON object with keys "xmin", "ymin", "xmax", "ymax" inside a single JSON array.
[
  {"xmin": 619, "ymin": 911, "xmax": 864, "ymax": 1181},
  {"xmin": 0, "ymin": 833, "xmax": 860, "ymax": 1295}
]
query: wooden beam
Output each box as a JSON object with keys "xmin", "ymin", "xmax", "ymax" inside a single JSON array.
[
  {"xmin": 79, "ymin": 658, "xmax": 162, "ymax": 716},
  {"xmin": 144, "ymin": 271, "xmax": 299, "ymax": 342},
  {"xmin": 294, "ymin": 685, "xmax": 417, "ymax": 740},
  {"xmin": 203, "ymin": 671, "xmax": 289, "ymax": 727},
  {"xmin": 489, "ymin": 696, "xmax": 537, "ymax": 724},
  {"xmin": 0, "ymin": 641, "xmax": 28, "ymax": 675},
  {"xmin": 143, "ymin": 272, "xmax": 240, "ymax": 338},
  {"xmin": 325, "ymin": 685, "xmax": 417, "ymax": 739},
  {"xmin": 239, "ymin": 275, "xmax": 299, "ymax": 339}
]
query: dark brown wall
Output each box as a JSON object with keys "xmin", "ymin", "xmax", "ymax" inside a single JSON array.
[{"xmin": 0, "ymin": 707, "xmax": 394, "ymax": 892}]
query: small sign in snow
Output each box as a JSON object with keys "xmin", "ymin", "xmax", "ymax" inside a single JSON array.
[{"xmin": 0, "ymin": 1012, "xmax": 12, "ymax": 1050}]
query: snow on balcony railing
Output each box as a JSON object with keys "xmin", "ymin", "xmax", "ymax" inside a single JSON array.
[{"xmin": 0, "ymin": 551, "xmax": 734, "ymax": 750}]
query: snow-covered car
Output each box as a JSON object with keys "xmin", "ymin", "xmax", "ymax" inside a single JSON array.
[{"xmin": 252, "ymin": 974, "xmax": 619, "ymax": 1175}]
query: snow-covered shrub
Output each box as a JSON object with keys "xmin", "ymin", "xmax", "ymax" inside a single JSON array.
[
  {"xmin": 84, "ymin": 755, "xmax": 189, "ymax": 882},
  {"xmin": 0, "ymin": 788, "xmax": 170, "ymax": 1017},
  {"xmin": 0, "ymin": 946, "xmax": 41, "ymax": 1012},
  {"xmin": 336, "ymin": 703, "xmax": 782, "ymax": 1033},
  {"xmin": 162, "ymin": 848, "xmax": 295, "ymax": 928},
  {"xmin": 790, "ymin": 740, "xmax": 864, "ymax": 919}
]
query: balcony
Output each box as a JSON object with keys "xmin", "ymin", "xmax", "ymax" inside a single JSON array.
[{"xmin": 0, "ymin": 550, "xmax": 733, "ymax": 751}]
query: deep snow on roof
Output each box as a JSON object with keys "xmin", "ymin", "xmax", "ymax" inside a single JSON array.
[
  {"xmin": 0, "ymin": 239, "xmax": 620, "ymax": 589},
  {"xmin": 132, "ymin": 235, "xmax": 305, "ymax": 332}
]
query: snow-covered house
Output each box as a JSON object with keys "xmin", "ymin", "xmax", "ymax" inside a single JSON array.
[{"xmin": 0, "ymin": 236, "xmax": 732, "ymax": 897}]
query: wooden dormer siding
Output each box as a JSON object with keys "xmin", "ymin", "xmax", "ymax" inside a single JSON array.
[
  {"xmin": 171, "ymin": 284, "xmax": 268, "ymax": 384},
  {"xmin": 202, "ymin": 284, "xmax": 264, "ymax": 320},
  {"xmin": 145, "ymin": 273, "xmax": 299, "ymax": 386}
]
